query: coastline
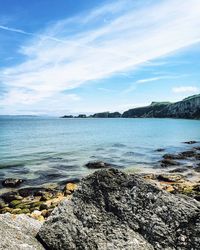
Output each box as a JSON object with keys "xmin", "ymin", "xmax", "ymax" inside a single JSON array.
[{"xmin": 0, "ymin": 141, "xmax": 199, "ymax": 221}]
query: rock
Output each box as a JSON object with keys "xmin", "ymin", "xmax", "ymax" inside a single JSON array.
[
  {"xmin": 38, "ymin": 169, "xmax": 200, "ymax": 250},
  {"xmin": 9, "ymin": 200, "xmax": 22, "ymax": 208},
  {"xmin": 2, "ymin": 178, "xmax": 24, "ymax": 187},
  {"xmin": 65, "ymin": 183, "xmax": 77, "ymax": 192},
  {"xmin": 162, "ymin": 153, "xmax": 184, "ymax": 160},
  {"xmin": 85, "ymin": 161, "xmax": 112, "ymax": 169},
  {"xmin": 39, "ymin": 203, "xmax": 48, "ymax": 211},
  {"xmin": 31, "ymin": 210, "xmax": 45, "ymax": 222},
  {"xmin": 156, "ymin": 174, "xmax": 182, "ymax": 182},
  {"xmin": 155, "ymin": 148, "xmax": 165, "ymax": 152},
  {"xmin": 0, "ymin": 213, "xmax": 44, "ymax": 249},
  {"xmin": 194, "ymin": 166, "xmax": 200, "ymax": 172},
  {"xmin": 0, "ymin": 191, "xmax": 22, "ymax": 203},
  {"xmin": 168, "ymin": 167, "xmax": 188, "ymax": 173},
  {"xmin": 184, "ymin": 140, "xmax": 198, "ymax": 144},
  {"xmin": 160, "ymin": 158, "xmax": 180, "ymax": 167},
  {"xmin": 180, "ymin": 150, "xmax": 196, "ymax": 158}
]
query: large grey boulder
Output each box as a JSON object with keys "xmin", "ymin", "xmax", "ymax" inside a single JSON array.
[
  {"xmin": 38, "ymin": 169, "xmax": 200, "ymax": 250},
  {"xmin": 0, "ymin": 213, "xmax": 44, "ymax": 250}
]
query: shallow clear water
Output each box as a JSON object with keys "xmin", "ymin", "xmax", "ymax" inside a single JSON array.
[{"xmin": 0, "ymin": 116, "xmax": 200, "ymax": 186}]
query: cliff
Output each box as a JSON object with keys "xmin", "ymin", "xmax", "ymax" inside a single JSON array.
[
  {"xmin": 155, "ymin": 94, "xmax": 200, "ymax": 119},
  {"xmin": 122, "ymin": 102, "xmax": 170, "ymax": 118},
  {"xmin": 61, "ymin": 94, "xmax": 200, "ymax": 119},
  {"xmin": 122, "ymin": 94, "xmax": 200, "ymax": 119}
]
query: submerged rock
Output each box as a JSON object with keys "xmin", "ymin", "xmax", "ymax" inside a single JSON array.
[
  {"xmin": 160, "ymin": 158, "xmax": 180, "ymax": 167},
  {"xmin": 0, "ymin": 213, "xmax": 44, "ymax": 249},
  {"xmin": 38, "ymin": 169, "xmax": 200, "ymax": 250},
  {"xmin": 85, "ymin": 161, "xmax": 113, "ymax": 169},
  {"xmin": 2, "ymin": 178, "xmax": 24, "ymax": 187},
  {"xmin": 183, "ymin": 140, "xmax": 198, "ymax": 144}
]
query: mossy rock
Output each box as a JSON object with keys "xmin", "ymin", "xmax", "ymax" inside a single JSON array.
[
  {"xmin": 30, "ymin": 201, "xmax": 43, "ymax": 208},
  {"xmin": 20, "ymin": 208, "xmax": 30, "ymax": 214},
  {"xmin": 0, "ymin": 201, "xmax": 8, "ymax": 209},
  {"xmin": 11, "ymin": 208, "xmax": 22, "ymax": 214},
  {"xmin": 0, "ymin": 207, "xmax": 12, "ymax": 213},
  {"xmin": 9, "ymin": 200, "xmax": 22, "ymax": 208},
  {"xmin": 15, "ymin": 203, "xmax": 31, "ymax": 209}
]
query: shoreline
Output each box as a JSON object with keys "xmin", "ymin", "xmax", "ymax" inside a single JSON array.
[{"xmin": 0, "ymin": 141, "xmax": 200, "ymax": 221}]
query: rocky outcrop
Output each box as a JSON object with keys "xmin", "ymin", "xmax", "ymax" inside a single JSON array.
[
  {"xmin": 156, "ymin": 94, "xmax": 200, "ymax": 119},
  {"xmin": 38, "ymin": 169, "xmax": 200, "ymax": 250},
  {"xmin": 122, "ymin": 102, "xmax": 169, "ymax": 118},
  {"xmin": 92, "ymin": 112, "xmax": 121, "ymax": 118},
  {"xmin": 122, "ymin": 94, "xmax": 200, "ymax": 119},
  {"xmin": 0, "ymin": 213, "xmax": 44, "ymax": 249}
]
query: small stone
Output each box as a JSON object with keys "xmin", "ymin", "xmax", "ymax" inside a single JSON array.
[
  {"xmin": 0, "ymin": 207, "xmax": 12, "ymax": 213},
  {"xmin": 64, "ymin": 190, "xmax": 71, "ymax": 196},
  {"xmin": 11, "ymin": 208, "xmax": 22, "ymax": 214},
  {"xmin": 65, "ymin": 183, "xmax": 77, "ymax": 192},
  {"xmin": 41, "ymin": 209, "xmax": 49, "ymax": 217},
  {"xmin": 39, "ymin": 203, "xmax": 48, "ymax": 211},
  {"xmin": 164, "ymin": 186, "xmax": 175, "ymax": 193}
]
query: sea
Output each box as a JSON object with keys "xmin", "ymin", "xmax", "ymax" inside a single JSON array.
[{"xmin": 0, "ymin": 116, "xmax": 200, "ymax": 187}]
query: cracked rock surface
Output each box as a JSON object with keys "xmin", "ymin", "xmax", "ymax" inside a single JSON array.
[
  {"xmin": 0, "ymin": 213, "xmax": 44, "ymax": 250},
  {"xmin": 38, "ymin": 168, "xmax": 200, "ymax": 250}
]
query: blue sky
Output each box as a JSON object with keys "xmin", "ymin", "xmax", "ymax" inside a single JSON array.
[{"xmin": 0, "ymin": 0, "xmax": 200, "ymax": 115}]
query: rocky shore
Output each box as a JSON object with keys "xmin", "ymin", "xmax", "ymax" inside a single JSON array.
[
  {"xmin": 0, "ymin": 141, "xmax": 200, "ymax": 249},
  {"xmin": 0, "ymin": 168, "xmax": 199, "ymax": 249}
]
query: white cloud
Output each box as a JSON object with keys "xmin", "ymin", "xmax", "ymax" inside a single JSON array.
[
  {"xmin": 136, "ymin": 77, "xmax": 163, "ymax": 84},
  {"xmin": 1, "ymin": 0, "xmax": 200, "ymax": 110},
  {"xmin": 172, "ymin": 86, "xmax": 199, "ymax": 93}
]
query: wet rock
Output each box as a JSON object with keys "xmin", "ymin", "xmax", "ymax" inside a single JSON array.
[
  {"xmin": 155, "ymin": 148, "xmax": 165, "ymax": 152},
  {"xmin": 58, "ymin": 177, "xmax": 80, "ymax": 186},
  {"xmin": 168, "ymin": 167, "xmax": 188, "ymax": 173},
  {"xmin": 9, "ymin": 200, "xmax": 22, "ymax": 208},
  {"xmin": 183, "ymin": 140, "xmax": 198, "ymax": 144},
  {"xmin": 38, "ymin": 169, "xmax": 200, "ymax": 250},
  {"xmin": 157, "ymin": 174, "xmax": 182, "ymax": 182},
  {"xmin": 163, "ymin": 153, "xmax": 184, "ymax": 160},
  {"xmin": 39, "ymin": 203, "xmax": 49, "ymax": 211},
  {"xmin": 160, "ymin": 158, "xmax": 180, "ymax": 167},
  {"xmin": 194, "ymin": 165, "xmax": 200, "ymax": 172},
  {"xmin": 180, "ymin": 150, "xmax": 196, "ymax": 158},
  {"xmin": 85, "ymin": 161, "xmax": 113, "ymax": 169},
  {"xmin": 18, "ymin": 187, "xmax": 53, "ymax": 198},
  {"xmin": 0, "ymin": 191, "xmax": 20, "ymax": 203},
  {"xmin": 0, "ymin": 213, "xmax": 44, "ymax": 249},
  {"xmin": 2, "ymin": 178, "xmax": 24, "ymax": 187}
]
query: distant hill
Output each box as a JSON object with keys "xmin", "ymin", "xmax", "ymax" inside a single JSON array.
[
  {"xmin": 61, "ymin": 94, "xmax": 200, "ymax": 119},
  {"xmin": 91, "ymin": 112, "xmax": 121, "ymax": 118},
  {"xmin": 122, "ymin": 94, "xmax": 200, "ymax": 119}
]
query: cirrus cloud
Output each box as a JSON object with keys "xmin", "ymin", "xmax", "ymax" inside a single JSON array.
[{"xmin": 1, "ymin": 0, "xmax": 200, "ymax": 113}]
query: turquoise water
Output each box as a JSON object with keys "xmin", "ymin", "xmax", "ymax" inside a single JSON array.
[{"xmin": 0, "ymin": 116, "xmax": 200, "ymax": 186}]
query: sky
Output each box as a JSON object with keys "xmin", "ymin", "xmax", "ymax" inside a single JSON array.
[{"xmin": 0, "ymin": 0, "xmax": 200, "ymax": 116}]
